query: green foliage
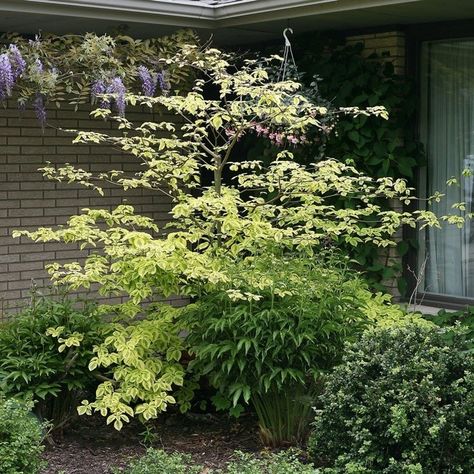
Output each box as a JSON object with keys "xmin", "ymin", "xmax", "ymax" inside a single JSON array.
[
  {"xmin": 0, "ymin": 294, "xmax": 105, "ymax": 429},
  {"xmin": 223, "ymin": 450, "xmax": 316, "ymax": 474},
  {"xmin": 114, "ymin": 449, "xmax": 202, "ymax": 474},
  {"xmin": 2, "ymin": 29, "xmax": 197, "ymax": 111},
  {"xmin": 216, "ymin": 37, "xmax": 450, "ymax": 296},
  {"xmin": 78, "ymin": 303, "xmax": 194, "ymax": 431},
  {"xmin": 424, "ymin": 306, "xmax": 474, "ymax": 348},
  {"xmin": 358, "ymin": 290, "xmax": 432, "ymax": 329},
  {"xmin": 0, "ymin": 396, "xmax": 47, "ymax": 474},
  {"xmin": 295, "ymin": 36, "xmax": 424, "ymax": 293},
  {"xmin": 308, "ymin": 324, "xmax": 474, "ymax": 473},
  {"xmin": 116, "ymin": 448, "xmax": 317, "ymax": 474},
  {"xmin": 183, "ymin": 255, "xmax": 375, "ymax": 445},
  {"xmin": 297, "ymin": 38, "xmax": 423, "ymax": 179},
  {"xmin": 14, "ymin": 43, "xmax": 467, "ymax": 430}
]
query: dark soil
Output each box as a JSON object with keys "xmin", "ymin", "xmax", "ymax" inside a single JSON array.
[{"xmin": 41, "ymin": 413, "xmax": 262, "ymax": 473}]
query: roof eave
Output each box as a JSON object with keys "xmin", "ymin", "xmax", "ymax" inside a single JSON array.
[{"xmin": 0, "ymin": 0, "xmax": 423, "ymax": 29}]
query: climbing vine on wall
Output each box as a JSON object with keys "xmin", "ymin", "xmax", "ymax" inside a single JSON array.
[
  {"xmin": 295, "ymin": 35, "xmax": 424, "ymax": 294},
  {"xmin": 296, "ymin": 36, "xmax": 423, "ymax": 178}
]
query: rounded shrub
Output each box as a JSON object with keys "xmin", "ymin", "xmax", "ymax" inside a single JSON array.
[
  {"xmin": 0, "ymin": 396, "xmax": 46, "ymax": 474},
  {"xmin": 0, "ymin": 295, "xmax": 106, "ymax": 430},
  {"xmin": 308, "ymin": 324, "xmax": 474, "ymax": 473}
]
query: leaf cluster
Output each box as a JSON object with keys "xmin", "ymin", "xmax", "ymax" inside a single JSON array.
[
  {"xmin": 78, "ymin": 303, "xmax": 195, "ymax": 431},
  {"xmin": 423, "ymin": 305, "xmax": 474, "ymax": 349},
  {"xmin": 295, "ymin": 36, "xmax": 425, "ymax": 293},
  {"xmin": 115, "ymin": 448, "xmax": 317, "ymax": 474},
  {"xmin": 183, "ymin": 255, "xmax": 371, "ymax": 415},
  {"xmin": 1, "ymin": 29, "xmax": 198, "ymax": 110}
]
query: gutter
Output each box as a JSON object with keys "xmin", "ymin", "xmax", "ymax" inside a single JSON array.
[{"xmin": 0, "ymin": 0, "xmax": 422, "ymax": 28}]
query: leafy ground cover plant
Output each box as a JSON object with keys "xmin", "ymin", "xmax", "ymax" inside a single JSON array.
[
  {"xmin": 114, "ymin": 448, "xmax": 202, "ymax": 474},
  {"xmin": 424, "ymin": 306, "xmax": 474, "ymax": 348},
  {"xmin": 0, "ymin": 294, "xmax": 106, "ymax": 430},
  {"xmin": 0, "ymin": 395, "xmax": 47, "ymax": 474},
  {"xmin": 309, "ymin": 324, "xmax": 474, "ymax": 473},
  {"xmin": 115, "ymin": 448, "xmax": 317, "ymax": 474}
]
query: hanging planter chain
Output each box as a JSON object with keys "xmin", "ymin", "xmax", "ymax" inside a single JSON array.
[{"xmin": 277, "ymin": 28, "xmax": 297, "ymax": 82}]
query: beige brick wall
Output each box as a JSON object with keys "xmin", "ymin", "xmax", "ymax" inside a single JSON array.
[
  {"xmin": 346, "ymin": 31, "xmax": 406, "ymax": 74},
  {"xmin": 0, "ymin": 101, "xmax": 186, "ymax": 317}
]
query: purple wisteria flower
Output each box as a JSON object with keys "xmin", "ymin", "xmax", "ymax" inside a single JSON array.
[
  {"xmin": 33, "ymin": 93, "xmax": 47, "ymax": 128},
  {"xmin": 106, "ymin": 77, "xmax": 126, "ymax": 116},
  {"xmin": 91, "ymin": 79, "xmax": 109, "ymax": 108},
  {"xmin": 0, "ymin": 53, "xmax": 14, "ymax": 100},
  {"xmin": 91, "ymin": 79, "xmax": 106, "ymax": 97},
  {"xmin": 138, "ymin": 65, "xmax": 157, "ymax": 97},
  {"xmin": 157, "ymin": 71, "xmax": 169, "ymax": 93},
  {"xmin": 8, "ymin": 44, "xmax": 26, "ymax": 79}
]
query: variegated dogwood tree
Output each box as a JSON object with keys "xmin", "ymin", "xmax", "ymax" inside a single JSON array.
[{"xmin": 15, "ymin": 43, "xmax": 466, "ymax": 429}]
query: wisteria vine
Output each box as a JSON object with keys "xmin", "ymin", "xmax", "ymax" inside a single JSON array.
[{"xmin": 0, "ymin": 40, "xmax": 172, "ymax": 126}]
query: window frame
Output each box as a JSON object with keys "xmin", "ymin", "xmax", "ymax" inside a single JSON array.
[{"xmin": 405, "ymin": 20, "xmax": 474, "ymax": 309}]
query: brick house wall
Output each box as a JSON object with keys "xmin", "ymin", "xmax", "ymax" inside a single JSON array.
[
  {"xmin": 346, "ymin": 31, "xmax": 406, "ymax": 74},
  {"xmin": 0, "ymin": 101, "xmax": 186, "ymax": 317}
]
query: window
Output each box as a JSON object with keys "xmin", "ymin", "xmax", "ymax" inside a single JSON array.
[{"xmin": 420, "ymin": 39, "xmax": 474, "ymax": 299}]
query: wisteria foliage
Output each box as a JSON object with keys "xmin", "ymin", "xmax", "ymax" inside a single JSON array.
[{"xmin": 0, "ymin": 30, "xmax": 196, "ymax": 121}]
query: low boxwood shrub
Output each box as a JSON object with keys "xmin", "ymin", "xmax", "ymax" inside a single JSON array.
[
  {"xmin": 308, "ymin": 324, "xmax": 474, "ymax": 473},
  {"xmin": 0, "ymin": 294, "xmax": 106, "ymax": 431},
  {"xmin": 0, "ymin": 395, "xmax": 47, "ymax": 474}
]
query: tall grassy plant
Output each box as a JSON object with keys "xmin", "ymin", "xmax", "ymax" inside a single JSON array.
[
  {"xmin": 183, "ymin": 255, "xmax": 371, "ymax": 446},
  {"xmin": 252, "ymin": 385, "xmax": 315, "ymax": 447}
]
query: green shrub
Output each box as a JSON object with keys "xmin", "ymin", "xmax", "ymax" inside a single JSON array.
[
  {"xmin": 308, "ymin": 324, "xmax": 474, "ymax": 473},
  {"xmin": 0, "ymin": 294, "xmax": 106, "ymax": 430},
  {"xmin": 116, "ymin": 448, "xmax": 202, "ymax": 474},
  {"xmin": 184, "ymin": 255, "xmax": 373, "ymax": 446},
  {"xmin": 0, "ymin": 395, "xmax": 46, "ymax": 474},
  {"xmin": 424, "ymin": 306, "xmax": 474, "ymax": 348}
]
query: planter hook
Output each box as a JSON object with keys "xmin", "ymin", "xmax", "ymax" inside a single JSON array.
[{"xmin": 278, "ymin": 27, "xmax": 296, "ymax": 81}]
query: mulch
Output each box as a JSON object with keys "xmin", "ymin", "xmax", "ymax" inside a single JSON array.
[{"xmin": 41, "ymin": 413, "xmax": 262, "ymax": 473}]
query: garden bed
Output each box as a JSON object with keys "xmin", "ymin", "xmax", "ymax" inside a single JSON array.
[{"xmin": 42, "ymin": 413, "xmax": 261, "ymax": 473}]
